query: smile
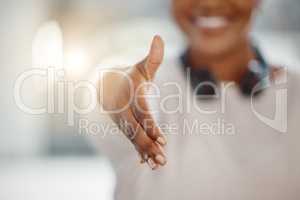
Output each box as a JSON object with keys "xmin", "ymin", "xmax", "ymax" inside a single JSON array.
[{"xmin": 195, "ymin": 16, "xmax": 229, "ymax": 29}]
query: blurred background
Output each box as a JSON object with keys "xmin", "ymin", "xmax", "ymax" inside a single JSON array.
[{"xmin": 0, "ymin": 0, "xmax": 299, "ymax": 199}]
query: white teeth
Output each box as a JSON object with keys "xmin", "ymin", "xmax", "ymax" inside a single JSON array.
[{"xmin": 196, "ymin": 16, "xmax": 228, "ymax": 29}]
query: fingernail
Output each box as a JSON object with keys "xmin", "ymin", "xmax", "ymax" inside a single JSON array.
[
  {"xmin": 139, "ymin": 153, "xmax": 146, "ymax": 164},
  {"xmin": 147, "ymin": 158, "xmax": 157, "ymax": 170},
  {"xmin": 155, "ymin": 155, "xmax": 166, "ymax": 165},
  {"xmin": 153, "ymin": 35, "xmax": 160, "ymax": 43},
  {"xmin": 156, "ymin": 143, "xmax": 166, "ymax": 155},
  {"xmin": 156, "ymin": 137, "xmax": 166, "ymax": 146},
  {"xmin": 140, "ymin": 159, "xmax": 145, "ymax": 164}
]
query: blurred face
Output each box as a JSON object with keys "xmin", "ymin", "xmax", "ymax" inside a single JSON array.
[{"xmin": 172, "ymin": 0, "xmax": 257, "ymax": 56}]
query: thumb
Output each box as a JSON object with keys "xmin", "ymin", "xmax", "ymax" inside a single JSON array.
[{"xmin": 138, "ymin": 35, "xmax": 164, "ymax": 80}]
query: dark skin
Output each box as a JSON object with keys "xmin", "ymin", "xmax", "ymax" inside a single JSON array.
[
  {"xmin": 172, "ymin": 0, "xmax": 258, "ymax": 82},
  {"xmin": 101, "ymin": 0, "xmax": 260, "ymax": 170}
]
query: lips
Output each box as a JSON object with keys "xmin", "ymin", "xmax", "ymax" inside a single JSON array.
[{"xmin": 195, "ymin": 16, "xmax": 229, "ymax": 29}]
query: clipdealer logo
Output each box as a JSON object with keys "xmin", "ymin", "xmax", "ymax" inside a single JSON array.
[
  {"xmin": 14, "ymin": 67, "xmax": 97, "ymax": 126},
  {"xmin": 13, "ymin": 67, "xmax": 288, "ymax": 134},
  {"xmin": 250, "ymin": 69, "xmax": 288, "ymax": 133}
]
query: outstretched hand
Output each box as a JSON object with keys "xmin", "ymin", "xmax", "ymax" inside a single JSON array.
[{"xmin": 101, "ymin": 35, "xmax": 167, "ymax": 170}]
